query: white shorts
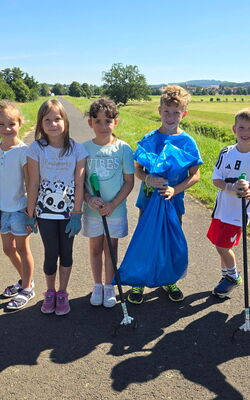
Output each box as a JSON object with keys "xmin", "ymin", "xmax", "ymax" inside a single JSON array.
[{"xmin": 82, "ymin": 215, "xmax": 128, "ymax": 238}]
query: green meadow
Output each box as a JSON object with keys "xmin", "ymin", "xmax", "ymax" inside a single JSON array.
[
  {"xmin": 67, "ymin": 95, "xmax": 250, "ymax": 209},
  {"xmin": 18, "ymin": 98, "xmax": 49, "ymax": 137}
]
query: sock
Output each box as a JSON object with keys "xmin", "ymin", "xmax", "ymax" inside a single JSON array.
[
  {"xmin": 227, "ymin": 266, "xmax": 239, "ymax": 280},
  {"xmin": 221, "ymin": 268, "xmax": 227, "ymax": 278}
]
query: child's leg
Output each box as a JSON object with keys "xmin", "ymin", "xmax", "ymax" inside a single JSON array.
[
  {"xmin": 103, "ymin": 236, "xmax": 118, "ymax": 308},
  {"xmin": 1, "ymin": 233, "xmax": 23, "ymax": 278},
  {"xmin": 213, "ymin": 246, "xmax": 241, "ymax": 298},
  {"xmin": 103, "ymin": 237, "xmax": 118, "ymax": 284},
  {"xmin": 215, "ymin": 246, "xmax": 238, "ymax": 277},
  {"xmin": 38, "ymin": 219, "xmax": 59, "ymax": 291},
  {"xmin": 14, "ymin": 235, "xmax": 34, "ymax": 289},
  {"xmin": 89, "ymin": 235, "xmax": 104, "ymax": 283}
]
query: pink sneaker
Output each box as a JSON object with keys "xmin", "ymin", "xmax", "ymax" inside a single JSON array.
[
  {"xmin": 41, "ymin": 290, "xmax": 56, "ymax": 314},
  {"xmin": 55, "ymin": 291, "xmax": 70, "ymax": 316}
]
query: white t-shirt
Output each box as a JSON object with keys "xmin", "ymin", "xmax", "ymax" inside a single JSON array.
[
  {"xmin": 27, "ymin": 140, "xmax": 88, "ymax": 220},
  {"xmin": 0, "ymin": 141, "xmax": 27, "ymax": 212},
  {"xmin": 212, "ymin": 144, "xmax": 250, "ymax": 226},
  {"xmin": 83, "ymin": 139, "xmax": 134, "ymax": 218}
]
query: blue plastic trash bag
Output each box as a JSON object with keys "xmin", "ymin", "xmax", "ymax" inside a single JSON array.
[
  {"xmin": 114, "ymin": 131, "xmax": 201, "ymax": 288},
  {"xmin": 116, "ymin": 190, "xmax": 188, "ymax": 288}
]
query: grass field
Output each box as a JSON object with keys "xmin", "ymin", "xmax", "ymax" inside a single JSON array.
[{"xmin": 18, "ymin": 97, "xmax": 49, "ymax": 138}]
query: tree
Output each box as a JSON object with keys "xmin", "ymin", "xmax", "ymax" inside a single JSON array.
[
  {"xmin": 69, "ymin": 81, "xmax": 83, "ymax": 97},
  {"xmin": 11, "ymin": 79, "xmax": 30, "ymax": 102},
  {"xmin": 102, "ymin": 63, "xmax": 150, "ymax": 105},
  {"xmin": 51, "ymin": 83, "xmax": 66, "ymax": 95},
  {"xmin": 82, "ymin": 82, "xmax": 92, "ymax": 98},
  {"xmin": 39, "ymin": 83, "xmax": 51, "ymax": 96},
  {"xmin": 0, "ymin": 79, "xmax": 15, "ymax": 100}
]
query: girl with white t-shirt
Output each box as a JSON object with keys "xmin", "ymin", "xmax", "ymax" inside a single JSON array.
[
  {"xmin": 27, "ymin": 99, "xmax": 88, "ymax": 315},
  {"xmin": 83, "ymin": 98, "xmax": 134, "ymax": 308},
  {"xmin": 0, "ymin": 101, "xmax": 35, "ymax": 310}
]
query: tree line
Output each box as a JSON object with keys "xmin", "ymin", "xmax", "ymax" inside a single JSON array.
[{"xmin": 0, "ymin": 64, "xmax": 152, "ymax": 105}]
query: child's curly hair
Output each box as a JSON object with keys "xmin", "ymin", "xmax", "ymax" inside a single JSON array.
[
  {"xmin": 160, "ymin": 85, "xmax": 191, "ymax": 109},
  {"xmin": 88, "ymin": 98, "xmax": 119, "ymax": 119}
]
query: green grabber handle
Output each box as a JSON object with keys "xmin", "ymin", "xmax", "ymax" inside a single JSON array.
[
  {"xmin": 237, "ymin": 173, "xmax": 247, "ymax": 198},
  {"xmin": 89, "ymin": 173, "xmax": 126, "ymax": 304},
  {"xmin": 90, "ymin": 172, "xmax": 101, "ymax": 197}
]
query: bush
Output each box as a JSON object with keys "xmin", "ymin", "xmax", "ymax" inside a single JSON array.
[
  {"xmin": 0, "ymin": 79, "xmax": 15, "ymax": 100},
  {"xmin": 11, "ymin": 79, "xmax": 30, "ymax": 102},
  {"xmin": 180, "ymin": 120, "xmax": 234, "ymax": 142}
]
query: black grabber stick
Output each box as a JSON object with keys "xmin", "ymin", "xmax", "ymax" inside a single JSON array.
[
  {"xmin": 90, "ymin": 173, "xmax": 136, "ymax": 332},
  {"xmin": 233, "ymin": 191, "xmax": 250, "ymax": 339}
]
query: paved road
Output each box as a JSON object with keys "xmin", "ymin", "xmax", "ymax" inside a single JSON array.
[{"xmin": 0, "ymin": 98, "xmax": 249, "ymax": 400}]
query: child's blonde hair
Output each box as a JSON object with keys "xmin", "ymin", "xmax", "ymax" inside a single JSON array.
[
  {"xmin": 235, "ymin": 107, "xmax": 250, "ymax": 123},
  {"xmin": 35, "ymin": 99, "xmax": 72, "ymax": 156},
  {"xmin": 160, "ymin": 85, "xmax": 191, "ymax": 109},
  {"xmin": 0, "ymin": 100, "xmax": 23, "ymax": 126}
]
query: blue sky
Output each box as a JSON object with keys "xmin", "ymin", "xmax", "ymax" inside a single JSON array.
[{"xmin": 1, "ymin": 0, "xmax": 250, "ymax": 85}]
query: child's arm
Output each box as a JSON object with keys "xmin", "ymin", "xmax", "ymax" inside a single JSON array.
[
  {"xmin": 73, "ymin": 159, "xmax": 85, "ymax": 212},
  {"xmin": 26, "ymin": 157, "xmax": 40, "ymax": 217},
  {"xmin": 99, "ymin": 173, "xmax": 134, "ymax": 217},
  {"xmin": 213, "ymin": 178, "xmax": 249, "ymax": 192},
  {"xmin": 23, "ymin": 164, "xmax": 29, "ymax": 192},
  {"xmin": 159, "ymin": 165, "xmax": 200, "ymax": 200},
  {"xmin": 135, "ymin": 161, "xmax": 166, "ymax": 188}
]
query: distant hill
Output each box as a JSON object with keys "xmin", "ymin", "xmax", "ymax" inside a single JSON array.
[{"xmin": 150, "ymin": 80, "xmax": 250, "ymax": 88}]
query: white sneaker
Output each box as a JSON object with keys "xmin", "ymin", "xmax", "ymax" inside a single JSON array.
[
  {"xmin": 90, "ymin": 283, "xmax": 103, "ymax": 306},
  {"xmin": 103, "ymin": 285, "xmax": 116, "ymax": 308}
]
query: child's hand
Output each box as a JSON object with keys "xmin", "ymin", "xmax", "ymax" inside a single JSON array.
[
  {"xmin": 237, "ymin": 179, "xmax": 249, "ymax": 191},
  {"xmin": 65, "ymin": 212, "xmax": 82, "ymax": 238},
  {"xmin": 158, "ymin": 185, "xmax": 175, "ymax": 200},
  {"xmin": 99, "ymin": 202, "xmax": 115, "ymax": 217},
  {"xmin": 225, "ymin": 179, "xmax": 249, "ymax": 193},
  {"xmin": 25, "ymin": 211, "xmax": 38, "ymax": 234},
  {"xmin": 239, "ymin": 186, "xmax": 250, "ymax": 200},
  {"xmin": 88, "ymin": 196, "xmax": 104, "ymax": 210},
  {"xmin": 145, "ymin": 174, "xmax": 167, "ymax": 188}
]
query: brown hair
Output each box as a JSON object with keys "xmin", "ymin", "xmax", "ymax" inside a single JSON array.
[
  {"xmin": 0, "ymin": 100, "xmax": 23, "ymax": 126},
  {"xmin": 235, "ymin": 107, "xmax": 250, "ymax": 124},
  {"xmin": 88, "ymin": 98, "xmax": 119, "ymax": 119},
  {"xmin": 160, "ymin": 85, "xmax": 191, "ymax": 109},
  {"xmin": 35, "ymin": 99, "xmax": 72, "ymax": 156}
]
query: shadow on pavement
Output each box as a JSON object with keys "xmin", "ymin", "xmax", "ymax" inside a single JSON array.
[
  {"xmin": 0, "ymin": 290, "xmax": 249, "ymax": 400},
  {"xmin": 111, "ymin": 296, "xmax": 249, "ymax": 400}
]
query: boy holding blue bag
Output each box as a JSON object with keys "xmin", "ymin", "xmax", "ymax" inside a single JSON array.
[{"xmin": 119, "ymin": 85, "xmax": 203, "ymax": 304}]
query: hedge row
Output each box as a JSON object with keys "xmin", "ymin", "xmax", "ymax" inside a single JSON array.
[{"xmin": 180, "ymin": 120, "xmax": 234, "ymax": 142}]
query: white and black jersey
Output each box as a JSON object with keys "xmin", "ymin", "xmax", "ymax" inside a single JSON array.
[{"xmin": 212, "ymin": 144, "xmax": 250, "ymax": 226}]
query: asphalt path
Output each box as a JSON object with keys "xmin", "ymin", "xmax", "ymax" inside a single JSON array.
[{"xmin": 0, "ymin": 98, "xmax": 249, "ymax": 400}]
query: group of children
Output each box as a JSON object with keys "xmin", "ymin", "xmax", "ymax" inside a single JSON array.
[{"xmin": 1, "ymin": 84, "xmax": 250, "ymax": 316}]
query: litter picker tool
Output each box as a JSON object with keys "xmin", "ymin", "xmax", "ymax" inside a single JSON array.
[
  {"xmin": 233, "ymin": 173, "xmax": 250, "ymax": 339},
  {"xmin": 90, "ymin": 173, "xmax": 136, "ymax": 334}
]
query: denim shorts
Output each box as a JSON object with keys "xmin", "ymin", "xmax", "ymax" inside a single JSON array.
[{"xmin": 0, "ymin": 209, "xmax": 28, "ymax": 236}]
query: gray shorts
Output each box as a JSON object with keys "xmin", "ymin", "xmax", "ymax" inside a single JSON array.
[{"xmin": 82, "ymin": 215, "xmax": 128, "ymax": 238}]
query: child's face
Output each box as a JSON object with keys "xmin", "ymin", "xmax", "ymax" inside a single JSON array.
[
  {"xmin": 88, "ymin": 110, "xmax": 118, "ymax": 137},
  {"xmin": 0, "ymin": 112, "xmax": 20, "ymax": 139},
  {"xmin": 158, "ymin": 103, "xmax": 187, "ymax": 133},
  {"xmin": 42, "ymin": 107, "xmax": 65, "ymax": 137},
  {"xmin": 233, "ymin": 118, "xmax": 250, "ymax": 150}
]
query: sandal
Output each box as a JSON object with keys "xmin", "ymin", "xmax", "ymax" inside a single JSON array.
[{"xmin": 6, "ymin": 289, "xmax": 35, "ymax": 310}]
